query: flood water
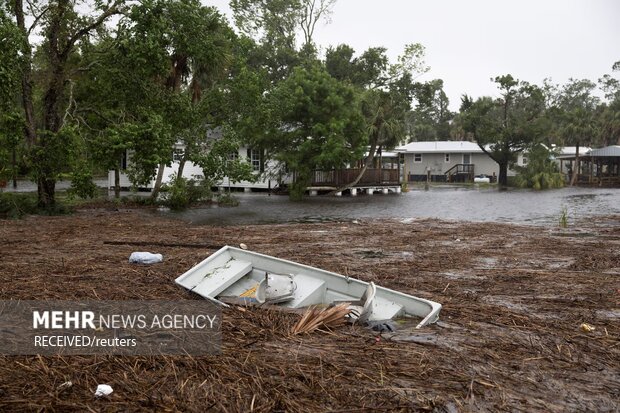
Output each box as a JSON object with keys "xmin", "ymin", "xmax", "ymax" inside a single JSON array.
[{"xmin": 164, "ymin": 185, "xmax": 620, "ymax": 226}]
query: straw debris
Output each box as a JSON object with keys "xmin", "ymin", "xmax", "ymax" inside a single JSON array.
[
  {"xmin": 0, "ymin": 210, "xmax": 618, "ymax": 412},
  {"xmin": 291, "ymin": 303, "xmax": 352, "ymax": 335}
]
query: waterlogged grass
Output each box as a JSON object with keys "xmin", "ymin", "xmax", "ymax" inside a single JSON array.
[
  {"xmin": 559, "ymin": 206, "xmax": 569, "ymax": 228},
  {"xmin": 0, "ymin": 192, "xmax": 70, "ymax": 218}
]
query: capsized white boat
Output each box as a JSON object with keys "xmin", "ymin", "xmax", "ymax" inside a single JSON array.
[{"xmin": 175, "ymin": 246, "xmax": 441, "ymax": 328}]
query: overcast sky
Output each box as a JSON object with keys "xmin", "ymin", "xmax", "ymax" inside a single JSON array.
[{"xmin": 206, "ymin": 0, "xmax": 620, "ymax": 111}]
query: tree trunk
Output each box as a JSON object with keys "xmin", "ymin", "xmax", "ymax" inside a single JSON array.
[
  {"xmin": 114, "ymin": 167, "xmax": 121, "ymax": 199},
  {"xmin": 328, "ymin": 140, "xmax": 379, "ymax": 195},
  {"xmin": 36, "ymin": 66, "xmax": 67, "ymax": 208},
  {"xmin": 151, "ymin": 163, "xmax": 166, "ymax": 200},
  {"xmin": 570, "ymin": 142, "xmax": 580, "ymax": 186},
  {"xmin": 498, "ymin": 162, "xmax": 508, "ymax": 186},
  {"xmin": 177, "ymin": 151, "xmax": 189, "ymax": 181},
  {"xmin": 37, "ymin": 178, "xmax": 56, "ymax": 208}
]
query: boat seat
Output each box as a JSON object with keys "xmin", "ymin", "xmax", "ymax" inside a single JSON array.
[
  {"xmin": 191, "ymin": 259, "xmax": 253, "ymax": 299},
  {"xmin": 287, "ymin": 273, "xmax": 327, "ymax": 308},
  {"xmin": 367, "ymin": 296, "xmax": 405, "ymax": 321}
]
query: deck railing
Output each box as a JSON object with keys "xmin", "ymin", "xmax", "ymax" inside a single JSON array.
[
  {"xmin": 445, "ymin": 164, "xmax": 475, "ymax": 182},
  {"xmin": 312, "ymin": 168, "xmax": 400, "ymax": 187}
]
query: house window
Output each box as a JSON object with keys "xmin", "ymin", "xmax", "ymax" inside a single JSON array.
[
  {"xmin": 414, "ymin": 153, "xmax": 422, "ymax": 163},
  {"xmin": 522, "ymin": 157, "xmax": 528, "ymax": 165},
  {"xmin": 172, "ymin": 148, "xmax": 184, "ymax": 162},
  {"xmin": 444, "ymin": 153, "xmax": 450, "ymax": 162},
  {"xmin": 250, "ymin": 149, "xmax": 262, "ymax": 172}
]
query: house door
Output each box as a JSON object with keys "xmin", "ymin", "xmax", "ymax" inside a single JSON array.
[{"xmin": 463, "ymin": 153, "xmax": 471, "ymax": 164}]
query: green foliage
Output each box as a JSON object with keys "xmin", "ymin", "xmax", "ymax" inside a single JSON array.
[
  {"xmin": 119, "ymin": 115, "xmax": 174, "ymax": 188},
  {"xmin": 0, "ymin": 192, "xmax": 69, "ymax": 219},
  {"xmin": 266, "ymin": 65, "xmax": 367, "ymax": 198},
  {"xmin": 231, "ymin": 0, "xmax": 299, "ymax": 47},
  {"xmin": 0, "ymin": 193, "xmax": 38, "ymax": 219},
  {"xmin": 407, "ymin": 79, "xmax": 454, "ymax": 140},
  {"xmin": 597, "ymin": 100, "xmax": 620, "ymax": 146},
  {"xmin": 326, "ymin": 45, "xmax": 389, "ymax": 88},
  {"xmin": 0, "ymin": 110, "xmax": 23, "ymax": 180},
  {"xmin": 160, "ymin": 175, "xmax": 212, "ymax": 210},
  {"xmin": 29, "ymin": 126, "xmax": 79, "ymax": 184},
  {"xmin": 68, "ymin": 161, "xmax": 98, "ymax": 200},
  {"xmin": 460, "ymin": 75, "xmax": 549, "ymax": 186},
  {"xmin": 0, "ymin": 7, "xmax": 21, "ymax": 107},
  {"xmin": 362, "ymin": 89, "xmax": 407, "ymax": 151},
  {"xmin": 513, "ymin": 145, "xmax": 564, "ymax": 190},
  {"xmin": 544, "ymin": 78, "xmax": 602, "ymax": 148},
  {"xmin": 196, "ymin": 130, "xmax": 256, "ymax": 185},
  {"xmin": 216, "ymin": 192, "xmax": 240, "ymax": 207}
]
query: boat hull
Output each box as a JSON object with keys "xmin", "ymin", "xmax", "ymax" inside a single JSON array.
[{"xmin": 175, "ymin": 246, "xmax": 441, "ymax": 328}]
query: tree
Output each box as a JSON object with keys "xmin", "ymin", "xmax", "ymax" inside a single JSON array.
[
  {"xmin": 598, "ymin": 61, "xmax": 620, "ymax": 146},
  {"xmin": 194, "ymin": 128, "xmax": 255, "ymax": 187},
  {"xmin": 231, "ymin": 0, "xmax": 335, "ymax": 82},
  {"xmin": 546, "ymin": 78, "xmax": 599, "ymax": 185},
  {"xmin": 231, "ymin": 0, "xmax": 336, "ymax": 48},
  {"xmin": 407, "ymin": 79, "xmax": 454, "ymax": 140},
  {"xmin": 11, "ymin": 0, "xmax": 125, "ymax": 208},
  {"xmin": 339, "ymin": 88, "xmax": 405, "ymax": 190},
  {"xmin": 299, "ymin": 0, "xmax": 336, "ymax": 47},
  {"xmin": 264, "ymin": 65, "xmax": 366, "ymax": 199},
  {"xmin": 513, "ymin": 144, "xmax": 564, "ymax": 189},
  {"xmin": 119, "ymin": 0, "xmax": 235, "ymax": 200},
  {"xmin": 460, "ymin": 75, "xmax": 548, "ymax": 186},
  {"xmin": 0, "ymin": 6, "xmax": 23, "ymax": 187},
  {"xmin": 562, "ymin": 107, "xmax": 597, "ymax": 185},
  {"xmin": 324, "ymin": 43, "xmax": 427, "ymax": 191}
]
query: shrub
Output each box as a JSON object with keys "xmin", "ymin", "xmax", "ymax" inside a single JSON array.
[{"xmin": 160, "ymin": 175, "xmax": 212, "ymax": 210}]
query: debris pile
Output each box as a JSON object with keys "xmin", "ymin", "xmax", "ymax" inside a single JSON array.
[{"xmin": 0, "ymin": 210, "xmax": 618, "ymax": 411}]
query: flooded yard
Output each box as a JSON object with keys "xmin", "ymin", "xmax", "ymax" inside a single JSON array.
[{"xmin": 168, "ymin": 185, "xmax": 620, "ymax": 226}]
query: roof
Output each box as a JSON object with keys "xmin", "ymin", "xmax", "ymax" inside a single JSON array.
[
  {"xmin": 588, "ymin": 145, "xmax": 620, "ymax": 157},
  {"xmin": 396, "ymin": 141, "xmax": 483, "ymax": 154},
  {"xmin": 554, "ymin": 146, "xmax": 592, "ymax": 159}
]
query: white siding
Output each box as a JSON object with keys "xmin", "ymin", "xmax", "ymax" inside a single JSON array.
[{"xmin": 109, "ymin": 146, "xmax": 293, "ymax": 190}]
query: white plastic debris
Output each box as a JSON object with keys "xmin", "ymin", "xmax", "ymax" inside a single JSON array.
[
  {"xmin": 94, "ymin": 384, "xmax": 113, "ymax": 397},
  {"xmin": 57, "ymin": 381, "xmax": 73, "ymax": 391},
  {"xmin": 239, "ymin": 243, "xmax": 248, "ymax": 250},
  {"xmin": 129, "ymin": 252, "xmax": 163, "ymax": 264}
]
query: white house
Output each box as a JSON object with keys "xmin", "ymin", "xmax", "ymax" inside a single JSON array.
[
  {"xmin": 108, "ymin": 144, "xmax": 286, "ymax": 192},
  {"xmin": 395, "ymin": 141, "xmax": 502, "ymax": 182}
]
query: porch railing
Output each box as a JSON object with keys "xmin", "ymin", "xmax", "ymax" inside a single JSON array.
[
  {"xmin": 312, "ymin": 168, "xmax": 400, "ymax": 187},
  {"xmin": 445, "ymin": 164, "xmax": 475, "ymax": 182}
]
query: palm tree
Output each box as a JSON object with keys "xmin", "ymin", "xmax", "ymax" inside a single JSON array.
[
  {"xmin": 334, "ymin": 89, "xmax": 405, "ymax": 192},
  {"xmin": 562, "ymin": 108, "xmax": 596, "ymax": 186}
]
